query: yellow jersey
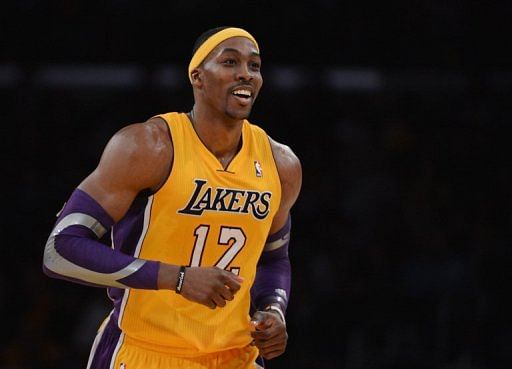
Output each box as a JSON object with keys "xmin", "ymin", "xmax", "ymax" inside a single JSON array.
[{"xmin": 115, "ymin": 112, "xmax": 281, "ymax": 356}]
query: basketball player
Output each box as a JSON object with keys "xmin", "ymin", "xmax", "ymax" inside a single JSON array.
[{"xmin": 43, "ymin": 26, "xmax": 302, "ymax": 369}]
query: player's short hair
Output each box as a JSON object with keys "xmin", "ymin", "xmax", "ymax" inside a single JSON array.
[{"xmin": 192, "ymin": 26, "xmax": 231, "ymax": 56}]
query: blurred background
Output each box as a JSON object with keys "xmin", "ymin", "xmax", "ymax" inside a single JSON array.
[{"xmin": 1, "ymin": 1, "xmax": 512, "ymax": 368}]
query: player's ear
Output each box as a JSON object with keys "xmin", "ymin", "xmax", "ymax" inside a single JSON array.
[{"xmin": 190, "ymin": 69, "xmax": 202, "ymax": 86}]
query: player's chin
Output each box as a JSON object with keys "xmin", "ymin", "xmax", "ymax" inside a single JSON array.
[{"xmin": 226, "ymin": 107, "xmax": 252, "ymax": 120}]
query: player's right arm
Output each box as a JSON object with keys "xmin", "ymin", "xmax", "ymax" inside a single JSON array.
[{"xmin": 43, "ymin": 118, "xmax": 241, "ymax": 309}]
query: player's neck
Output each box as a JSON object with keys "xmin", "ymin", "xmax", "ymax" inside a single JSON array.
[{"xmin": 188, "ymin": 107, "xmax": 243, "ymax": 162}]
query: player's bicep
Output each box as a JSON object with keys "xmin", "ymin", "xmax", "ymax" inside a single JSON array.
[
  {"xmin": 78, "ymin": 170, "xmax": 137, "ymax": 223},
  {"xmin": 79, "ymin": 121, "xmax": 171, "ymax": 221},
  {"xmin": 78, "ymin": 136, "xmax": 140, "ymax": 220}
]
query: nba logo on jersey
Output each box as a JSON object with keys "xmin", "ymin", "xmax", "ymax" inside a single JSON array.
[
  {"xmin": 120, "ymin": 363, "xmax": 126, "ymax": 369},
  {"xmin": 254, "ymin": 160, "xmax": 263, "ymax": 177}
]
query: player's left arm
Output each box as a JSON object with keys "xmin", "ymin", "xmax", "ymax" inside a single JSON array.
[{"xmin": 250, "ymin": 137, "xmax": 302, "ymax": 360}]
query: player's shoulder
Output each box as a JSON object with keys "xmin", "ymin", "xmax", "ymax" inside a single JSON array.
[
  {"xmin": 108, "ymin": 116, "xmax": 172, "ymax": 157},
  {"xmin": 114, "ymin": 116, "xmax": 169, "ymax": 142},
  {"xmin": 268, "ymin": 136, "xmax": 301, "ymax": 172},
  {"xmin": 268, "ymin": 136, "xmax": 302, "ymax": 192},
  {"xmin": 96, "ymin": 116, "xmax": 173, "ymax": 191}
]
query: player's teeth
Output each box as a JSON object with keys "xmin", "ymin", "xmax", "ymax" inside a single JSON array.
[{"xmin": 234, "ymin": 90, "xmax": 251, "ymax": 96}]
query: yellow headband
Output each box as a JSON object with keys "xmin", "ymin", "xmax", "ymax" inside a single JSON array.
[{"xmin": 188, "ymin": 27, "xmax": 260, "ymax": 83}]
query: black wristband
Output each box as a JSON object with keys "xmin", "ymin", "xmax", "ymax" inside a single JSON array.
[{"xmin": 175, "ymin": 266, "xmax": 186, "ymax": 294}]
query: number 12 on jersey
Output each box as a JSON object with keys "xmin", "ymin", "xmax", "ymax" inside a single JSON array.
[{"xmin": 190, "ymin": 225, "xmax": 246, "ymax": 275}]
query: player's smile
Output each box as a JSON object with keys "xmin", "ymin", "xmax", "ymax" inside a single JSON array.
[{"xmin": 230, "ymin": 84, "xmax": 255, "ymax": 107}]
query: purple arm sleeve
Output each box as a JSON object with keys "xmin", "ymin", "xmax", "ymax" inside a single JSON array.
[
  {"xmin": 251, "ymin": 216, "xmax": 292, "ymax": 314},
  {"xmin": 43, "ymin": 189, "xmax": 160, "ymax": 289}
]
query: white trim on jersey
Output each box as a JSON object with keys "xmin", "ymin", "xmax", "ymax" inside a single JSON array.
[
  {"xmin": 109, "ymin": 332, "xmax": 125, "ymax": 369},
  {"xmin": 86, "ymin": 311, "xmax": 113, "ymax": 369}
]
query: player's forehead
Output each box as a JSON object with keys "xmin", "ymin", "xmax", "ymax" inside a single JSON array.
[{"xmin": 208, "ymin": 37, "xmax": 260, "ymax": 59}]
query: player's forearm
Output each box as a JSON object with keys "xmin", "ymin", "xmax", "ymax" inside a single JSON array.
[
  {"xmin": 252, "ymin": 249, "xmax": 291, "ymax": 312},
  {"xmin": 44, "ymin": 231, "xmax": 160, "ymax": 289},
  {"xmin": 43, "ymin": 189, "xmax": 160, "ymax": 289},
  {"xmin": 251, "ymin": 215, "xmax": 292, "ymax": 315}
]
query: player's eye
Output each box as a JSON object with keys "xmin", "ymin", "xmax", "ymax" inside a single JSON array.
[{"xmin": 223, "ymin": 59, "xmax": 237, "ymax": 65}]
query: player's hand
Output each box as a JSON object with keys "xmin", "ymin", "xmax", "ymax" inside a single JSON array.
[
  {"xmin": 180, "ymin": 266, "xmax": 243, "ymax": 309},
  {"xmin": 250, "ymin": 310, "xmax": 288, "ymax": 360}
]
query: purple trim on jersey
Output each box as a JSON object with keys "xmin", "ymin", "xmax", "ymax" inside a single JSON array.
[
  {"xmin": 107, "ymin": 194, "xmax": 154, "ymax": 316},
  {"xmin": 112, "ymin": 194, "xmax": 149, "ymax": 255},
  {"xmin": 107, "ymin": 288, "xmax": 122, "ymax": 324},
  {"xmin": 251, "ymin": 216, "xmax": 292, "ymax": 313},
  {"xmin": 88, "ymin": 317, "xmax": 122, "ymax": 369}
]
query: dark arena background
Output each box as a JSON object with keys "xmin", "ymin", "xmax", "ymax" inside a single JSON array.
[{"xmin": 2, "ymin": 2, "xmax": 512, "ymax": 369}]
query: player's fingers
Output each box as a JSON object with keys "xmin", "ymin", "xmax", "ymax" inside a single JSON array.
[
  {"xmin": 215, "ymin": 267, "xmax": 243, "ymax": 281},
  {"xmin": 211, "ymin": 293, "xmax": 226, "ymax": 308},
  {"xmin": 251, "ymin": 328, "xmax": 271, "ymax": 340},
  {"xmin": 251, "ymin": 311, "xmax": 266, "ymax": 325},
  {"xmin": 200, "ymin": 297, "xmax": 217, "ymax": 309},
  {"xmin": 204, "ymin": 299, "xmax": 217, "ymax": 309},
  {"xmin": 251, "ymin": 312, "xmax": 274, "ymax": 333},
  {"xmin": 219, "ymin": 284, "xmax": 235, "ymax": 301},
  {"xmin": 250, "ymin": 322, "xmax": 274, "ymax": 337},
  {"xmin": 254, "ymin": 334, "xmax": 286, "ymax": 349},
  {"xmin": 231, "ymin": 273, "xmax": 244, "ymax": 283},
  {"xmin": 252, "ymin": 327, "xmax": 283, "ymax": 341},
  {"xmin": 260, "ymin": 347, "xmax": 285, "ymax": 360},
  {"xmin": 259, "ymin": 342, "xmax": 286, "ymax": 357},
  {"xmin": 223, "ymin": 276, "xmax": 242, "ymax": 293},
  {"xmin": 253, "ymin": 319, "xmax": 272, "ymax": 331},
  {"xmin": 201, "ymin": 297, "xmax": 217, "ymax": 309}
]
